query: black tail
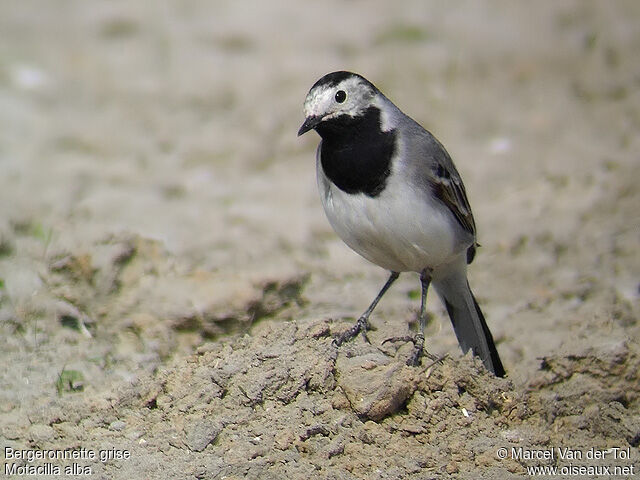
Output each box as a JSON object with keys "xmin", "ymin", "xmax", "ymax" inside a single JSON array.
[{"xmin": 441, "ymin": 282, "xmax": 505, "ymax": 377}]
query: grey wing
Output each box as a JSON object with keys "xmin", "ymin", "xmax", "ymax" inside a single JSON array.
[
  {"xmin": 406, "ymin": 125, "xmax": 479, "ymax": 262},
  {"xmin": 432, "ymin": 149, "xmax": 479, "ymax": 263},
  {"xmin": 431, "ymin": 150, "xmax": 476, "ymax": 237}
]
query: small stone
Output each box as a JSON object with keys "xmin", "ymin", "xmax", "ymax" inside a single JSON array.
[
  {"xmin": 337, "ymin": 356, "xmax": 419, "ymax": 421},
  {"xmin": 274, "ymin": 429, "xmax": 296, "ymax": 450},
  {"xmin": 501, "ymin": 429, "xmax": 523, "ymax": 443},
  {"xmin": 331, "ymin": 390, "xmax": 351, "ymax": 410},
  {"xmin": 326, "ymin": 439, "xmax": 345, "ymax": 458},
  {"xmin": 109, "ymin": 420, "xmax": 126, "ymax": 432},
  {"xmin": 185, "ymin": 419, "xmax": 222, "ymax": 452},
  {"xmin": 308, "ymin": 321, "xmax": 331, "ymax": 339},
  {"xmin": 29, "ymin": 424, "xmax": 55, "ymax": 443}
]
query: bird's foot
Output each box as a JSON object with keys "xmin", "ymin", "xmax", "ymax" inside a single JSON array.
[
  {"xmin": 406, "ymin": 333, "xmax": 425, "ymax": 366},
  {"xmin": 333, "ymin": 316, "xmax": 370, "ymax": 347},
  {"xmin": 383, "ymin": 333, "xmax": 433, "ymax": 366}
]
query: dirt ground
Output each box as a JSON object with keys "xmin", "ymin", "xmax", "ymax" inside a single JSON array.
[{"xmin": 1, "ymin": 1, "xmax": 639, "ymax": 479}]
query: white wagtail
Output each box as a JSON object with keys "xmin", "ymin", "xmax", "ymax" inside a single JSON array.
[{"xmin": 298, "ymin": 71, "xmax": 505, "ymax": 377}]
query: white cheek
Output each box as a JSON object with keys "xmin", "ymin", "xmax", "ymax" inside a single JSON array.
[{"xmin": 372, "ymin": 97, "xmax": 394, "ymax": 132}]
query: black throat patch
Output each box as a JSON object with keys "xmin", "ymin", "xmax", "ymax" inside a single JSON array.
[{"xmin": 316, "ymin": 106, "xmax": 396, "ymax": 197}]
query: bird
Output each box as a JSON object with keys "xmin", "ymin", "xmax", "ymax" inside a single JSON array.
[{"xmin": 297, "ymin": 71, "xmax": 505, "ymax": 377}]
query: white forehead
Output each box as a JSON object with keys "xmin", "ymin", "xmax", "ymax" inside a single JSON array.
[{"xmin": 303, "ymin": 76, "xmax": 373, "ymax": 118}]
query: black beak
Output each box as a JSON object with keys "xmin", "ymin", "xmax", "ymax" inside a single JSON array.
[{"xmin": 297, "ymin": 115, "xmax": 322, "ymax": 136}]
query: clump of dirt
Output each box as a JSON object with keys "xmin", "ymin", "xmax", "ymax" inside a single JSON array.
[
  {"xmin": 0, "ymin": 230, "xmax": 308, "ymax": 418},
  {"xmin": 3, "ymin": 313, "xmax": 637, "ymax": 479},
  {"xmin": 45, "ymin": 234, "xmax": 308, "ymax": 349}
]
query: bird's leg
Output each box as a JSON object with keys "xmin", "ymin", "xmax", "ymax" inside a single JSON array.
[
  {"xmin": 333, "ymin": 271, "xmax": 399, "ymax": 346},
  {"xmin": 406, "ymin": 270, "xmax": 432, "ymax": 365},
  {"xmin": 383, "ymin": 269, "xmax": 433, "ymax": 366}
]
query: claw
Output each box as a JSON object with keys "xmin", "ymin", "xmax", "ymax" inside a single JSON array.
[
  {"xmin": 406, "ymin": 340, "xmax": 424, "ymax": 366},
  {"xmin": 333, "ymin": 316, "xmax": 369, "ymax": 347},
  {"xmin": 382, "ymin": 335, "xmax": 414, "ymax": 345},
  {"xmin": 381, "ymin": 333, "xmax": 432, "ymax": 366}
]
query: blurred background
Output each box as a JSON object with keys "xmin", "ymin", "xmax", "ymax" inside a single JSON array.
[{"xmin": 0, "ymin": 0, "xmax": 638, "ymax": 433}]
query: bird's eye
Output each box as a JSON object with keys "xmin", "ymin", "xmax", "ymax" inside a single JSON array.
[{"xmin": 335, "ymin": 90, "xmax": 347, "ymax": 103}]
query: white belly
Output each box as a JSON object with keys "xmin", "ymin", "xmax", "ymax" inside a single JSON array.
[{"xmin": 317, "ymin": 161, "xmax": 464, "ymax": 273}]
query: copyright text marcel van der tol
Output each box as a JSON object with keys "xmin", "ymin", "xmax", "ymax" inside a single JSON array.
[{"xmin": 496, "ymin": 445, "xmax": 636, "ymax": 477}]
